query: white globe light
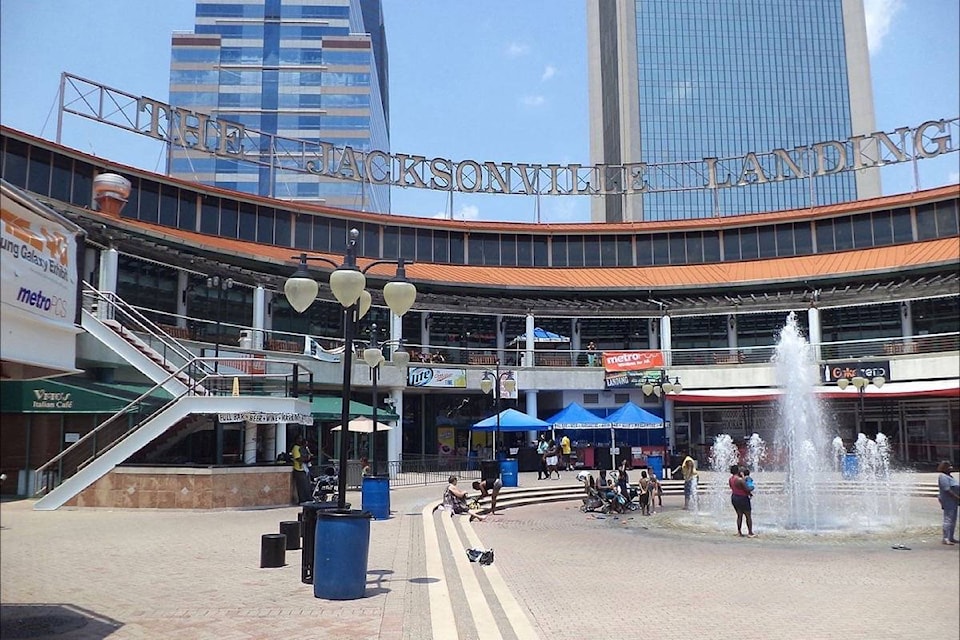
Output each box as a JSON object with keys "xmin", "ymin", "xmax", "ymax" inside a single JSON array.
[
  {"xmin": 383, "ymin": 280, "xmax": 417, "ymax": 316},
  {"xmin": 329, "ymin": 268, "xmax": 366, "ymax": 308},
  {"xmin": 284, "ymin": 276, "xmax": 319, "ymax": 313}
]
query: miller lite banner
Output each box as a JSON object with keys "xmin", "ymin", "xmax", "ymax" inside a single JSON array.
[{"xmin": 602, "ymin": 350, "xmax": 664, "ymax": 372}]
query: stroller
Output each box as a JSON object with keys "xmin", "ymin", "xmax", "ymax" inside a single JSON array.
[{"xmin": 312, "ymin": 466, "xmax": 338, "ymax": 502}]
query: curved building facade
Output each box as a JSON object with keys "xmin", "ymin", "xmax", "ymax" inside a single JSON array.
[{"xmin": 1, "ymin": 126, "xmax": 957, "ymax": 498}]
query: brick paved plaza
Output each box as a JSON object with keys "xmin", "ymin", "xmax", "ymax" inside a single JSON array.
[{"xmin": 2, "ymin": 472, "xmax": 957, "ymax": 640}]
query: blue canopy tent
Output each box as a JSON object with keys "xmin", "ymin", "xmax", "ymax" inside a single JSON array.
[
  {"xmin": 545, "ymin": 401, "xmax": 610, "ymax": 466},
  {"xmin": 605, "ymin": 401, "xmax": 665, "ymax": 451},
  {"xmin": 471, "ymin": 408, "xmax": 551, "ymax": 458},
  {"xmin": 471, "ymin": 408, "xmax": 552, "ymax": 431},
  {"xmin": 507, "ymin": 327, "xmax": 570, "ymax": 347}
]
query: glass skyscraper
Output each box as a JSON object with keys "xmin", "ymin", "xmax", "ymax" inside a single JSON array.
[
  {"xmin": 168, "ymin": 0, "xmax": 390, "ymax": 212},
  {"xmin": 588, "ymin": 0, "xmax": 880, "ymax": 222}
]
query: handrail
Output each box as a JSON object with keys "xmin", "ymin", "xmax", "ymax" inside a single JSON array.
[
  {"xmin": 32, "ymin": 357, "xmax": 314, "ymax": 498},
  {"xmin": 83, "ymin": 282, "xmax": 218, "ymax": 379}
]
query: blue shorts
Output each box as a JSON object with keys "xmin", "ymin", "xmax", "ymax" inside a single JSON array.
[{"xmin": 731, "ymin": 494, "xmax": 751, "ymax": 513}]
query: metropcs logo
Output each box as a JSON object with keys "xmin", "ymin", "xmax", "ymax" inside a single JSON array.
[{"xmin": 16, "ymin": 286, "xmax": 68, "ymax": 318}]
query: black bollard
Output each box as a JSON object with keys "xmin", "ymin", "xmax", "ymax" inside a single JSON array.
[
  {"xmin": 260, "ymin": 533, "xmax": 286, "ymax": 568},
  {"xmin": 280, "ymin": 520, "xmax": 301, "ymax": 550}
]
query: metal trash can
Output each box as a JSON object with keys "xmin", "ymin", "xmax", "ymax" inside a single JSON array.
[
  {"xmin": 500, "ymin": 459, "xmax": 519, "ymax": 487},
  {"xmin": 300, "ymin": 500, "xmax": 348, "ymax": 584},
  {"xmin": 842, "ymin": 453, "xmax": 859, "ymax": 479},
  {"xmin": 239, "ymin": 329, "xmax": 253, "ymax": 349},
  {"xmin": 481, "ymin": 460, "xmax": 501, "ymax": 483}
]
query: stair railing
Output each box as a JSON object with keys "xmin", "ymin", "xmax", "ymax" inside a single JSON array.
[{"xmin": 82, "ymin": 282, "xmax": 218, "ymax": 381}]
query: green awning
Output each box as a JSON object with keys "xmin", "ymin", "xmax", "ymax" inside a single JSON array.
[
  {"xmin": 0, "ymin": 380, "xmax": 138, "ymax": 414},
  {"xmin": 309, "ymin": 396, "xmax": 399, "ymax": 421}
]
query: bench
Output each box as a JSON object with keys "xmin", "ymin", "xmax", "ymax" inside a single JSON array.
[
  {"xmin": 159, "ymin": 324, "xmax": 191, "ymax": 340},
  {"xmin": 267, "ymin": 339, "xmax": 301, "ymax": 353},
  {"xmin": 713, "ymin": 351, "xmax": 745, "ymax": 365},
  {"xmin": 535, "ymin": 354, "xmax": 571, "ymax": 367},
  {"xmin": 883, "ymin": 342, "xmax": 918, "ymax": 355}
]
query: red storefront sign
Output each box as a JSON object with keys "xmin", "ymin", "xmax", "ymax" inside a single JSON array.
[{"xmin": 601, "ymin": 350, "xmax": 664, "ymax": 372}]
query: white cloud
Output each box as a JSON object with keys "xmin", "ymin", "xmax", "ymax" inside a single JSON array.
[
  {"xmin": 505, "ymin": 42, "xmax": 530, "ymax": 57},
  {"xmin": 457, "ymin": 204, "xmax": 481, "ymax": 220},
  {"xmin": 519, "ymin": 95, "xmax": 545, "ymax": 108},
  {"xmin": 541, "ymin": 65, "xmax": 556, "ymax": 82},
  {"xmin": 863, "ymin": 0, "xmax": 903, "ymax": 55}
]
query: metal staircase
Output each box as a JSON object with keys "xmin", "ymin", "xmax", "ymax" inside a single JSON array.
[
  {"xmin": 80, "ymin": 283, "xmax": 213, "ymax": 396},
  {"xmin": 32, "ymin": 284, "xmax": 314, "ymax": 510}
]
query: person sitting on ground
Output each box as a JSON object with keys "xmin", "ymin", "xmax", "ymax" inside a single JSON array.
[
  {"xmin": 443, "ymin": 475, "xmax": 486, "ymax": 522},
  {"xmin": 576, "ymin": 470, "xmax": 596, "ymax": 494},
  {"xmin": 472, "ymin": 477, "xmax": 503, "ymax": 515}
]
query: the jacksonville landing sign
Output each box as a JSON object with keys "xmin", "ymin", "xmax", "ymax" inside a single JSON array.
[{"xmin": 135, "ymin": 94, "xmax": 958, "ymax": 196}]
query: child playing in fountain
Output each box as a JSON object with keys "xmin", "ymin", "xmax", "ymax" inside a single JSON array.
[{"xmin": 742, "ymin": 467, "xmax": 755, "ymax": 495}]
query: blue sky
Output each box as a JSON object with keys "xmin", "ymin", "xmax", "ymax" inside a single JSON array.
[{"xmin": 1, "ymin": 0, "xmax": 957, "ymax": 224}]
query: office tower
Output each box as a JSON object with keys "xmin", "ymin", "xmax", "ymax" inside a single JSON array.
[
  {"xmin": 169, "ymin": 0, "xmax": 389, "ymax": 212},
  {"xmin": 588, "ymin": 0, "xmax": 880, "ymax": 222}
]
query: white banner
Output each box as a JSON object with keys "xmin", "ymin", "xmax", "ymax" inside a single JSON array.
[
  {"xmin": 1, "ymin": 190, "xmax": 79, "ymax": 327},
  {"xmin": 218, "ymin": 411, "xmax": 313, "ymax": 425}
]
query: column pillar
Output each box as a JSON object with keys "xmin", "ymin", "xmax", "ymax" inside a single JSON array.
[
  {"xmin": 243, "ymin": 421, "xmax": 257, "ymax": 464},
  {"xmin": 526, "ymin": 389, "xmax": 539, "ymax": 446},
  {"xmin": 387, "ymin": 389, "xmax": 404, "ymax": 472},
  {"xmin": 524, "ymin": 314, "xmax": 535, "ymax": 368},
  {"xmin": 659, "ymin": 314, "xmax": 672, "ymax": 367},
  {"xmin": 97, "ymin": 247, "xmax": 119, "ymax": 320},
  {"xmin": 807, "ymin": 306, "xmax": 822, "ymax": 360},
  {"xmin": 176, "ymin": 271, "xmax": 189, "ymax": 328},
  {"xmin": 253, "ymin": 285, "xmax": 266, "ymax": 350}
]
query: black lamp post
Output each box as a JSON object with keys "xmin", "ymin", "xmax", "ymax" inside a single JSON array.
[
  {"xmin": 641, "ymin": 370, "xmax": 682, "ymax": 454},
  {"xmin": 283, "ymin": 229, "xmax": 417, "ymax": 511},
  {"xmin": 361, "ymin": 324, "xmax": 409, "ymax": 475},
  {"xmin": 479, "ymin": 359, "xmax": 516, "ymax": 458},
  {"xmin": 205, "ymin": 275, "xmax": 234, "ymax": 374},
  {"xmin": 838, "ymin": 374, "xmax": 886, "ymax": 435}
]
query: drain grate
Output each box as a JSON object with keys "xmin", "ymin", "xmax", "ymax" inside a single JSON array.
[{"xmin": 0, "ymin": 614, "xmax": 88, "ymax": 638}]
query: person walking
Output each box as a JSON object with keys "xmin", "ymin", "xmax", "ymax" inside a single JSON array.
[
  {"xmin": 291, "ymin": 435, "xmax": 312, "ymax": 504},
  {"xmin": 672, "ymin": 450, "xmax": 699, "ymax": 510},
  {"xmin": 560, "ymin": 433, "xmax": 573, "ymax": 470},
  {"xmin": 937, "ymin": 460, "xmax": 959, "ymax": 545},
  {"xmin": 729, "ymin": 464, "xmax": 755, "ymax": 537},
  {"xmin": 545, "ymin": 439, "xmax": 561, "ymax": 479},
  {"xmin": 536, "ymin": 434, "xmax": 549, "ymax": 480}
]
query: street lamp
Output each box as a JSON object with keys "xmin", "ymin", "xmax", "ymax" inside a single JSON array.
[
  {"xmin": 206, "ymin": 274, "xmax": 234, "ymax": 466},
  {"xmin": 642, "ymin": 370, "xmax": 682, "ymax": 457},
  {"xmin": 284, "ymin": 228, "xmax": 417, "ymax": 511},
  {"xmin": 362, "ymin": 323, "xmax": 410, "ymax": 476},
  {"xmin": 837, "ymin": 374, "xmax": 886, "ymax": 435},
  {"xmin": 479, "ymin": 360, "xmax": 517, "ymax": 458},
  {"xmin": 205, "ymin": 275, "xmax": 234, "ymax": 373}
]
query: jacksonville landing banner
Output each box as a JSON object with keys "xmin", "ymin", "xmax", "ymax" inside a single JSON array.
[{"xmin": 61, "ymin": 75, "xmax": 958, "ymax": 198}]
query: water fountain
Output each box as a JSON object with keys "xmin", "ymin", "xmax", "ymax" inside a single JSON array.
[{"xmin": 679, "ymin": 312, "xmax": 914, "ymax": 537}]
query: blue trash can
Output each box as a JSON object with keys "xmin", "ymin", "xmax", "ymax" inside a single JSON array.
[
  {"xmin": 361, "ymin": 475, "xmax": 390, "ymax": 520},
  {"xmin": 501, "ymin": 459, "xmax": 519, "ymax": 487},
  {"xmin": 646, "ymin": 454, "xmax": 664, "ymax": 480},
  {"xmin": 842, "ymin": 453, "xmax": 859, "ymax": 479},
  {"xmin": 314, "ymin": 509, "xmax": 371, "ymax": 600}
]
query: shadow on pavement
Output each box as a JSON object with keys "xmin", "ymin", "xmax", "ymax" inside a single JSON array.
[{"xmin": 0, "ymin": 603, "xmax": 122, "ymax": 639}]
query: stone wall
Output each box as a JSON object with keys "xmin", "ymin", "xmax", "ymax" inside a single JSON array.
[{"xmin": 65, "ymin": 465, "xmax": 294, "ymax": 508}]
